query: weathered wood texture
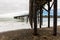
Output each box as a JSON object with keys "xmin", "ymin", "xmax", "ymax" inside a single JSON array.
[
  {"xmin": 29, "ymin": 0, "xmax": 52, "ymax": 28},
  {"xmin": 29, "ymin": 0, "xmax": 34, "ymax": 28},
  {"xmin": 48, "ymin": 0, "xmax": 50, "ymax": 28},
  {"xmin": 40, "ymin": 7, "xmax": 43, "ymax": 28},
  {"xmin": 29, "ymin": 0, "xmax": 57, "ymax": 36},
  {"xmin": 35, "ymin": 0, "xmax": 52, "ymax": 5},
  {"xmin": 53, "ymin": 0, "xmax": 57, "ymax": 36}
]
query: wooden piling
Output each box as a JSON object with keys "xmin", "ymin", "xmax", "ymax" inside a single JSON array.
[
  {"xmin": 33, "ymin": 0, "xmax": 38, "ymax": 35},
  {"xmin": 40, "ymin": 6, "xmax": 43, "ymax": 28},
  {"xmin": 29, "ymin": 0, "xmax": 33, "ymax": 28},
  {"xmin": 48, "ymin": 0, "xmax": 50, "ymax": 28},
  {"xmin": 53, "ymin": 0, "xmax": 57, "ymax": 36}
]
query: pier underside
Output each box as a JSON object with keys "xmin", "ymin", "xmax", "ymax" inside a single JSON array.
[{"xmin": 29, "ymin": 0, "xmax": 57, "ymax": 36}]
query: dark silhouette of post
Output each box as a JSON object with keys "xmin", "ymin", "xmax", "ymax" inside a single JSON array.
[
  {"xmin": 40, "ymin": 6, "xmax": 43, "ymax": 28},
  {"xmin": 29, "ymin": 0, "xmax": 33, "ymax": 28},
  {"xmin": 33, "ymin": 0, "xmax": 38, "ymax": 35},
  {"xmin": 48, "ymin": 0, "xmax": 50, "ymax": 28},
  {"xmin": 53, "ymin": 0, "xmax": 57, "ymax": 36},
  {"xmin": 29, "ymin": 0, "xmax": 57, "ymax": 36}
]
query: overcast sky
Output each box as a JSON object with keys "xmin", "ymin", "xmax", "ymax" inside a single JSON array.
[
  {"xmin": 0, "ymin": 0, "xmax": 29, "ymax": 14},
  {"xmin": 0, "ymin": 0, "xmax": 59, "ymax": 18}
]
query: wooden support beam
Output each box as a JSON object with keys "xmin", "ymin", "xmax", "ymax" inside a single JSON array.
[
  {"xmin": 53, "ymin": 0, "xmax": 57, "ymax": 36},
  {"xmin": 50, "ymin": 2, "xmax": 54, "ymax": 10},
  {"xmin": 42, "ymin": 6, "xmax": 48, "ymax": 12},
  {"xmin": 29, "ymin": 0, "xmax": 33, "ymax": 28},
  {"xmin": 33, "ymin": 0, "xmax": 38, "ymax": 35},
  {"xmin": 40, "ymin": 6, "xmax": 43, "ymax": 28},
  {"xmin": 48, "ymin": 0, "xmax": 50, "ymax": 28}
]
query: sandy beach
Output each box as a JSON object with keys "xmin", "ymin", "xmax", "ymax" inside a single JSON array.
[
  {"xmin": 0, "ymin": 13, "xmax": 58, "ymax": 39},
  {"xmin": 0, "ymin": 27, "xmax": 60, "ymax": 40},
  {"xmin": 0, "ymin": 18, "xmax": 59, "ymax": 40}
]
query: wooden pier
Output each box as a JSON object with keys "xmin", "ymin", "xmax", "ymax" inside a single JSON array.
[{"xmin": 29, "ymin": 0, "xmax": 57, "ymax": 36}]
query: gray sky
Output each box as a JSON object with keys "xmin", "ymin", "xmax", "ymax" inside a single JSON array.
[
  {"xmin": 0, "ymin": 0, "xmax": 29, "ymax": 14},
  {"xmin": 0, "ymin": 0, "xmax": 29, "ymax": 18},
  {"xmin": 0, "ymin": 0, "xmax": 59, "ymax": 18}
]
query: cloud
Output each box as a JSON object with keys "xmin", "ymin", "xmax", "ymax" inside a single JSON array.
[
  {"xmin": 0, "ymin": 0, "xmax": 29, "ymax": 14},
  {"xmin": 0, "ymin": 11, "xmax": 29, "ymax": 18},
  {"xmin": 0, "ymin": 0, "xmax": 60, "ymax": 18}
]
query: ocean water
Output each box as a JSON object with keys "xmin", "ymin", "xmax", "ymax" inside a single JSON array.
[
  {"xmin": 0, "ymin": 18, "xmax": 59, "ymax": 32},
  {"xmin": 0, "ymin": 18, "xmax": 21, "ymax": 22},
  {"xmin": 0, "ymin": 18, "xmax": 60, "ymax": 27},
  {"xmin": 0, "ymin": 18, "xmax": 60, "ymax": 24},
  {"xmin": 42, "ymin": 18, "xmax": 60, "ymax": 27}
]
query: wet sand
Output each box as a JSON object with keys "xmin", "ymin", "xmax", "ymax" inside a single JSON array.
[{"xmin": 0, "ymin": 26, "xmax": 60, "ymax": 40}]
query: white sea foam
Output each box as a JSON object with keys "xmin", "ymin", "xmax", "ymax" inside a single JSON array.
[{"xmin": 0, "ymin": 18, "xmax": 59, "ymax": 33}]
